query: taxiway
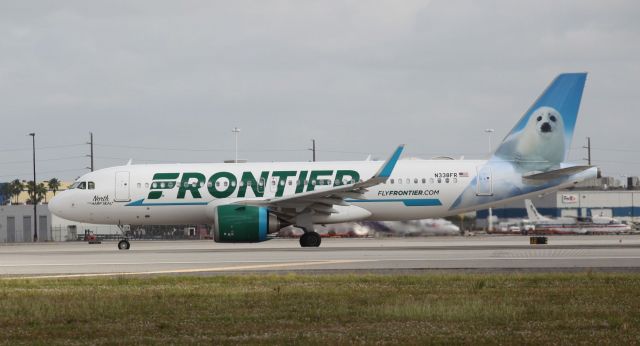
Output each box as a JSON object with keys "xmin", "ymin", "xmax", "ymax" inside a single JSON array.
[{"xmin": 2, "ymin": 235, "xmax": 640, "ymax": 278}]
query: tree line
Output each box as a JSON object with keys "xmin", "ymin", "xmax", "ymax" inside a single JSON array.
[{"xmin": 0, "ymin": 178, "xmax": 61, "ymax": 205}]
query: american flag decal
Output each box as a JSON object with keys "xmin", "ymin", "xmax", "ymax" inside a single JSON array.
[{"xmin": 459, "ymin": 172, "xmax": 469, "ymax": 177}]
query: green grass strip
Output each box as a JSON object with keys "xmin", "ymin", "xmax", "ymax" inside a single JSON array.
[{"xmin": 1, "ymin": 272, "xmax": 639, "ymax": 345}]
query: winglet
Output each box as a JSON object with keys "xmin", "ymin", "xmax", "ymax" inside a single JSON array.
[{"xmin": 374, "ymin": 145, "xmax": 404, "ymax": 180}]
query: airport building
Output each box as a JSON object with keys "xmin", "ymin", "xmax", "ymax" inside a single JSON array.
[
  {"xmin": 0, "ymin": 205, "xmax": 52, "ymax": 243},
  {"xmin": 1, "ymin": 202, "xmax": 203, "ymax": 243},
  {"xmin": 477, "ymin": 176, "xmax": 640, "ymax": 226}
]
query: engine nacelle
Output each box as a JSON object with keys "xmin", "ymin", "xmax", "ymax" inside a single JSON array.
[{"xmin": 213, "ymin": 205, "xmax": 283, "ymax": 242}]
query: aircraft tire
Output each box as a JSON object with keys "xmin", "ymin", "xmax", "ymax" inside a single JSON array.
[
  {"xmin": 299, "ymin": 232, "xmax": 322, "ymax": 247},
  {"xmin": 118, "ymin": 239, "xmax": 130, "ymax": 250}
]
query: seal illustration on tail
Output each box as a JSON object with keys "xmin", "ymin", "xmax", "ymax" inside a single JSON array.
[
  {"xmin": 451, "ymin": 72, "xmax": 589, "ymax": 210},
  {"xmin": 497, "ymin": 106, "xmax": 565, "ymax": 171}
]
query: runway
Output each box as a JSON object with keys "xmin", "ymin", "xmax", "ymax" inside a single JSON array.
[{"xmin": 2, "ymin": 235, "xmax": 640, "ymax": 278}]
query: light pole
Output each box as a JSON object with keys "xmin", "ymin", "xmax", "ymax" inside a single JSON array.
[
  {"xmin": 310, "ymin": 139, "xmax": 316, "ymax": 162},
  {"xmin": 484, "ymin": 128, "xmax": 495, "ymax": 232},
  {"xmin": 87, "ymin": 132, "xmax": 94, "ymax": 171},
  {"xmin": 232, "ymin": 127, "xmax": 241, "ymax": 163},
  {"xmin": 29, "ymin": 133, "xmax": 37, "ymax": 242}
]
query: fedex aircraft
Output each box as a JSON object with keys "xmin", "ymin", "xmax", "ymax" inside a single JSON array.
[
  {"xmin": 49, "ymin": 73, "xmax": 597, "ymax": 250},
  {"xmin": 524, "ymin": 199, "xmax": 631, "ymax": 235}
]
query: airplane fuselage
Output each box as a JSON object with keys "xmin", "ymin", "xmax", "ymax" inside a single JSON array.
[
  {"xmin": 50, "ymin": 159, "xmax": 486, "ymax": 225},
  {"xmin": 50, "ymin": 158, "xmax": 596, "ymax": 228}
]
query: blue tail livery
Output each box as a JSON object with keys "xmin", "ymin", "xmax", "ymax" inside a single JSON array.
[{"xmin": 494, "ymin": 73, "xmax": 587, "ymax": 172}]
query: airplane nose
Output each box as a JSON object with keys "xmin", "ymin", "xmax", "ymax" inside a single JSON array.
[{"xmin": 48, "ymin": 193, "xmax": 65, "ymax": 217}]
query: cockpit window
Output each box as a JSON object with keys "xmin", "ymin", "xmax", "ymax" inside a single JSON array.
[{"xmin": 70, "ymin": 181, "xmax": 90, "ymax": 190}]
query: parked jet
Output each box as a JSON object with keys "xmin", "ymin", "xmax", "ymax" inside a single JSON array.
[
  {"xmin": 524, "ymin": 199, "xmax": 631, "ymax": 234},
  {"xmin": 381, "ymin": 219, "xmax": 461, "ymax": 236},
  {"xmin": 49, "ymin": 73, "xmax": 597, "ymax": 249},
  {"xmin": 278, "ymin": 222, "xmax": 373, "ymax": 238}
]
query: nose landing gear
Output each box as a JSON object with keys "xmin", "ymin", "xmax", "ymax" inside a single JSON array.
[{"xmin": 117, "ymin": 223, "xmax": 131, "ymax": 250}]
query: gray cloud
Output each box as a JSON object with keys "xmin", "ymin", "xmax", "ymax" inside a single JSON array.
[{"xmin": 1, "ymin": 1, "xmax": 639, "ymax": 181}]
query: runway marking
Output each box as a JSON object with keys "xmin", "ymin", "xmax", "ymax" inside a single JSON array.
[
  {"xmin": 2, "ymin": 256, "xmax": 640, "ymax": 273},
  {"xmin": 3, "ymin": 259, "xmax": 374, "ymax": 280},
  {"xmin": 384, "ymin": 256, "xmax": 640, "ymax": 261},
  {"xmin": 2, "ymin": 256, "xmax": 640, "ymax": 269},
  {"xmin": 0, "ymin": 260, "xmax": 335, "ymax": 267}
]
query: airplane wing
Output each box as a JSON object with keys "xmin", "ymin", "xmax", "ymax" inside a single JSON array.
[{"xmin": 235, "ymin": 145, "xmax": 404, "ymax": 222}]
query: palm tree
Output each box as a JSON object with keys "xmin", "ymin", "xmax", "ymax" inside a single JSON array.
[
  {"xmin": 26, "ymin": 181, "xmax": 36, "ymax": 204},
  {"xmin": 36, "ymin": 183, "xmax": 48, "ymax": 204},
  {"xmin": 9, "ymin": 179, "xmax": 23, "ymax": 204},
  {"xmin": 48, "ymin": 178, "xmax": 61, "ymax": 196}
]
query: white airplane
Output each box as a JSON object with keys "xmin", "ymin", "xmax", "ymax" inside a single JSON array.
[
  {"xmin": 524, "ymin": 199, "xmax": 631, "ymax": 235},
  {"xmin": 50, "ymin": 73, "xmax": 597, "ymax": 249},
  {"xmin": 278, "ymin": 222, "xmax": 373, "ymax": 238},
  {"xmin": 381, "ymin": 219, "xmax": 461, "ymax": 236}
]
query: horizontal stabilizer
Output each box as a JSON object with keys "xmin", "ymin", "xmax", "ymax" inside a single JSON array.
[{"xmin": 523, "ymin": 165, "xmax": 592, "ymax": 181}]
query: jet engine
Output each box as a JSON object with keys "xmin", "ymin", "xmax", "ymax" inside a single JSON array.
[{"xmin": 213, "ymin": 205, "xmax": 284, "ymax": 242}]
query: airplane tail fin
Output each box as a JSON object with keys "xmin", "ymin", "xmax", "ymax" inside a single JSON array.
[
  {"xmin": 493, "ymin": 73, "xmax": 587, "ymax": 171},
  {"xmin": 524, "ymin": 199, "xmax": 550, "ymax": 221}
]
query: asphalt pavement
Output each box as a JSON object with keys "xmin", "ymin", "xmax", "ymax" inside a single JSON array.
[{"xmin": 2, "ymin": 235, "xmax": 640, "ymax": 278}]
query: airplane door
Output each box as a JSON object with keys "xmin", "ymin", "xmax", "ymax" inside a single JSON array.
[
  {"xmin": 476, "ymin": 166, "xmax": 493, "ymax": 196},
  {"xmin": 114, "ymin": 171, "xmax": 131, "ymax": 202}
]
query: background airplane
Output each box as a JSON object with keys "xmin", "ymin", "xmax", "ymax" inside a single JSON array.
[
  {"xmin": 524, "ymin": 199, "xmax": 631, "ymax": 235},
  {"xmin": 380, "ymin": 219, "xmax": 461, "ymax": 236}
]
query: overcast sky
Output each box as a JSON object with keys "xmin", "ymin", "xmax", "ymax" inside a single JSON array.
[{"xmin": 1, "ymin": 1, "xmax": 639, "ymax": 182}]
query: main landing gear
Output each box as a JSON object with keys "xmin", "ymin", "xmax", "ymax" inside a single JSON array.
[
  {"xmin": 118, "ymin": 239, "xmax": 130, "ymax": 250},
  {"xmin": 296, "ymin": 214, "xmax": 321, "ymax": 248},
  {"xmin": 299, "ymin": 231, "xmax": 321, "ymax": 247}
]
